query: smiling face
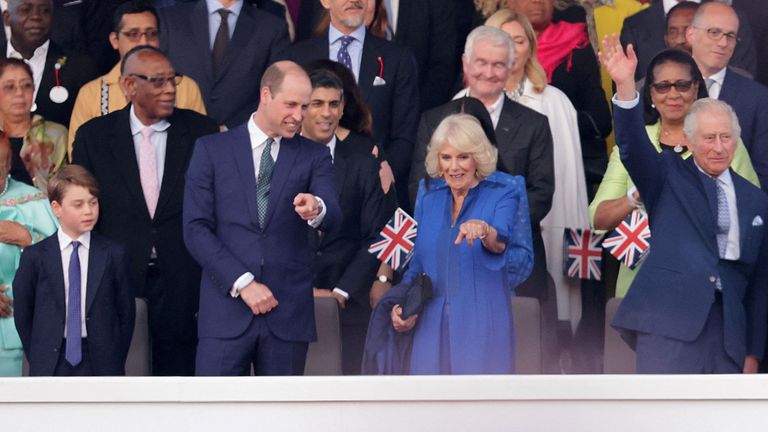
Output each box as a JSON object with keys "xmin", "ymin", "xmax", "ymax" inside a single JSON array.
[
  {"xmin": 500, "ymin": 20, "xmax": 531, "ymax": 76},
  {"xmin": 303, "ymin": 86, "xmax": 343, "ymax": 145},
  {"xmin": 52, "ymin": 184, "xmax": 99, "ymax": 239},
  {"xmin": 463, "ymin": 38, "xmax": 511, "ymax": 104},
  {"xmin": 321, "ymin": 0, "xmax": 366, "ymax": 34},
  {"xmin": 689, "ymin": 109, "xmax": 737, "ymax": 177},
  {"xmin": 439, "ymin": 143, "xmax": 479, "ymax": 194},
  {"xmin": 122, "ymin": 50, "xmax": 177, "ymax": 125},
  {"xmin": 260, "ymin": 70, "xmax": 312, "ymax": 138},
  {"xmin": 687, "ymin": 3, "xmax": 739, "ymax": 77},
  {"xmin": 650, "ymin": 61, "xmax": 699, "ymax": 124}
]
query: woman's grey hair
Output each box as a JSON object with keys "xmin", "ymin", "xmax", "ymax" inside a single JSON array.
[
  {"xmin": 425, "ymin": 114, "xmax": 498, "ymax": 180},
  {"xmin": 683, "ymin": 98, "xmax": 741, "ymax": 143},
  {"xmin": 464, "ymin": 25, "xmax": 515, "ymax": 69}
]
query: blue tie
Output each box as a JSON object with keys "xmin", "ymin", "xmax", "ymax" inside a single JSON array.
[
  {"xmin": 716, "ymin": 180, "xmax": 730, "ymax": 258},
  {"xmin": 256, "ymin": 138, "xmax": 275, "ymax": 226},
  {"xmin": 337, "ymin": 36, "xmax": 354, "ymax": 71},
  {"xmin": 66, "ymin": 240, "xmax": 82, "ymax": 367}
]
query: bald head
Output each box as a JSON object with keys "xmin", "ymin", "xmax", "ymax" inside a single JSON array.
[
  {"xmin": 255, "ymin": 61, "xmax": 312, "ymax": 138},
  {"xmin": 686, "ymin": 1, "xmax": 739, "ymax": 77},
  {"xmin": 261, "ymin": 61, "xmax": 310, "ymax": 96}
]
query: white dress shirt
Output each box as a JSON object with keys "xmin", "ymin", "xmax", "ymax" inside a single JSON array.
[
  {"xmin": 7, "ymin": 39, "xmax": 49, "ymax": 103},
  {"xmin": 205, "ymin": 0, "xmax": 242, "ymax": 49},
  {"xmin": 328, "ymin": 24, "xmax": 366, "ymax": 83},
  {"xmin": 129, "ymin": 105, "xmax": 170, "ymax": 186},
  {"xmin": 58, "ymin": 229, "xmax": 90, "ymax": 337},
  {"xmin": 704, "ymin": 67, "xmax": 727, "ymax": 100},
  {"xmin": 453, "ymin": 88, "xmax": 505, "ymax": 129}
]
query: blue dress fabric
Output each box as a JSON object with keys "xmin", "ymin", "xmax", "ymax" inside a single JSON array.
[{"xmin": 390, "ymin": 171, "xmax": 533, "ymax": 374}]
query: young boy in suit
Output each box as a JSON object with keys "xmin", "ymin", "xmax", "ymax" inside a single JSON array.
[{"xmin": 13, "ymin": 165, "xmax": 135, "ymax": 376}]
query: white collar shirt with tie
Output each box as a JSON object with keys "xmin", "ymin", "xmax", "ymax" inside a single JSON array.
[
  {"xmin": 328, "ymin": 24, "xmax": 366, "ymax": 82},
  {"xmin": 58, "ymin": 229, "xmax": 90, "ymax": 337},
  {"xmin": 704, "ymin": 67, "xmax": 727, "ymax": 100},
  {"xmin": 696, "ymin": 161, "xmax": 740, "ymax": 260},
  {"xmin": 206, "ymin": 0, "xmax": 242, "ymax": 48},
  {"xmin": 129, "ymin": 105, "xmax": 170, "ymax": 186},
  {"xmin": 247, "ymin": 113, "xmax": 282, "ymax": 178}
]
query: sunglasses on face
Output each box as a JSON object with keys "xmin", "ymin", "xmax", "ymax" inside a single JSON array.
[{"xmin": 650, "ymin": 79, "xmax": 695, "ymax": 94}]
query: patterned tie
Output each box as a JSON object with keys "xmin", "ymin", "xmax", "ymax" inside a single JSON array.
[
  {"xmin": 66, "ymin": 240, "xmax": 82, "ymax": 367},
  {"xmin": 716, "ymin": 179, "xmax": 730, "ymax": 258},
  {"xmin": 139, "ymin": 127, "xmax": 159, "ymax": 219},
  {"xmin": 212, "ymin": 9, "xmax": 231, "ymax": 77},
  {"xmin": 256, "ymin": 138, "xmax": 275, "ymax": 226},
  {"xmin": 337, "ymin": 36, "xmax": 354, "ymax": 71}
]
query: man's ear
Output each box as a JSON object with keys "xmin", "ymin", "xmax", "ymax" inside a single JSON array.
[
  {"xmin": 119, "ymin": 75, "xmax": 134, "ymax": 102},
  {"xmin": 109, "ymin": 32, "xmax": 120, "ymax": 51},
  {"xmin": 51, "ymin": 200, "xmax": 62, "ymax": 218}
]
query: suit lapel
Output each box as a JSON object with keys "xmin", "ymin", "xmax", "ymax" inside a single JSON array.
[
  {"xmin": 45, "ymin": 236, "xmax": 66, "ymax": 319},
  {"xmin": 263, "ymin": 136, "xmax": 299, "ymax": 228},
  {"xmin": 495, "ymin": 97, "xmax": 524, "ymax": 172},
  {"xmin": 669, "ymin": 159, "xmax": 718, "ymax": 249},
  {"xmin": 230, "ymin": 124, "xmax": 261, "ymax": 227},
  {"xmin": 215, "ymin": 3, "xmax": 255, "ymax": 86},
  {"xmin": 359, "ymin": 34, "xmax": 379, "ymax": 101},
  {"xmin": 34, "ymin": 43, "xmax": 63, "ymax": 113},
  {"xmin": 733, "ymin": 171, "xmax": 756, "ymax": 252},
  {"xmin": 109, "ymin": 107, "xmax": 151, "ymax": 219},
  {"xmin": 190, "ymin": 0, "xmax": 214, "ymax": 84},
  {"xmin": 155, "ymin": 115, "xmax": 190, "ymax": 219},
  {"xmin": 85, "ymin": 234, "xmax": 106, "ymax": 314}
]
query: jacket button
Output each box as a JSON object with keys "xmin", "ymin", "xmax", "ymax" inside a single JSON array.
[
  {"xmin": 53, "ymin": 348, "xmax": 58, "ymax": 353},
  {"xmin": 709, "ymin": 276, "xmax": 717, "ymax": 283}
]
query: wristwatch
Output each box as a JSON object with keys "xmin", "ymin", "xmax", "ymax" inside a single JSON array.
[{"xmin": 377, "ymin": 274, "xmax": 392, "ymax": 284}]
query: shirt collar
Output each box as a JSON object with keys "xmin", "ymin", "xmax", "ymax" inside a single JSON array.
[
  {"xmin": 663, "ymin": 0, "xmax": 701, "ymax": 15},
  {"xmin": 329, "ymin": 23, "xmax": 366, "ymax": 45},
  {"xmin": 694, "ymin": 159, "xmax": 733, "ymax": 185},
  {"xmin": 7, "ymin": 39, "xmax": 49, "ymax": 61},
  {"xmin": 57, "ymin": 228, "xmax": 91, "ymax": 251},
  {"xmin": 706, "ymin": 67, "xmax": 727, "ymax": 86},
  {"xmin": 327, "ymin": 134, "xmax": 337, "ymax": 161},
  {"xmin": 247, "ymin": 113, "xmax": 282, "ymax": 149},
  {"xmin": 206, "ymin": 0, "xmax": 242, "ymax": 16},
  {"xmin": 129, "ymin": 105, "xmax": 171, "ymax": 136}
]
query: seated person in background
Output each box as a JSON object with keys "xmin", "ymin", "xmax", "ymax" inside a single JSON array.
[
  {"xmin": 663, "ymin": 1, "xmax": 698, "ymax": 54},
  {"xmin": 14, "ymin": 164, "xmax": 135, "ymax": 376},
  {"xmin": 0, "ymin": 58, "xmax": 67, "ymax": 192},
  {"xmin": 601, "ymin": 35, "xmax": 768, "ymax": 374},
  {"xmin": 68, "ymin": 1, "xmax": 207, "ymax": 154},
  {"xmin": 590, "ymin": 48, "xmax": 758, "ymax": 299},
  {"xmin": 3, "ymin": 0, "xmax": 98, "ymax": 127},
  {"xmin": 364, "ymin": 114, "xmax": 533, "ymax": 375},
  {"xmin": 0, "ymin": 132, "xmax": 58, "ymax": 376},
  {"xmin": 302, "ymin": 66, "xmax": 388, "ymax": 375}
]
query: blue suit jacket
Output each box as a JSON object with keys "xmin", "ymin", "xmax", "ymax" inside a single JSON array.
[
  {"xmin": 183, "ymin": 124, "xmax": 341, "ymax": 343},
  {"xmin": 159, "ymin": 1, "xmax": 290, "ymax": 128},
  {"xmin": 611, "ymin": 101, "xmax": 768, "ymax": 366},
  {"xmin": 13, "ymin": 233, "xmax": 135, "ymax": 376},
  {"xmin": 719, "ymin": 69, "xmax": 768, "ymax": 188}
]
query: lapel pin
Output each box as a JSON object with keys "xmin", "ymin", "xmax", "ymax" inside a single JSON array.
[
  {"xmin": 373, "ymin": 56, "xmax": 386, "ymax": 86},
  {"xmin": 49, "ymin": 58, "xmax": 69, "ymax": 104}
]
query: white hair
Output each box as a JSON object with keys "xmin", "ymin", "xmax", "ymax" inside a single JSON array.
[
  {"xmin": 683, "ymin": 98, "xmax": 741, "ymax": 143},
  {"xmin": 463, "ymin": 25, "xmax": 515, "ymax": 68}
]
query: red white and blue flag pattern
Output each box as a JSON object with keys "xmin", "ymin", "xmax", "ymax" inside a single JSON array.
[
  {"xmin": 564, "ymin": 228, "xmax": 604, "ymax": 280},
  {"xmin": 602, "ymin": 208, "xmax": 651, "ymax": 269},
  {"xmin": 368, "ymin": 208, "xmax": 418, "ymax": 271}
]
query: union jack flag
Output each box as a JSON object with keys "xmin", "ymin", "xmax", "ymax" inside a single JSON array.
[
  {"xmin": 602, "ymin": 208, "xmax": 651, "ymax": 269},
  {"xmin": 564, "ymin": 228, "xmax": 604, "ymax": 280},
  {"xmin": 368, "ymin": 208, "xmax": 418, "ymax": 271}
]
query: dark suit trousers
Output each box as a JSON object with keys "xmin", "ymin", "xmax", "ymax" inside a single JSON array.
[
  {"xmin": 145, "ymin": 263, "xmax": 196, "ymax": 376},
  {"xmin": 635, "ymin": 293, "xmax": 741, "ymax": 374},
  {"xmin": 195, "ymin": 314, "xmax": 309, "ymax": 376},
  {"xmin": 54, "ymin": 339, "xmax": 94, "ymax": 376}
]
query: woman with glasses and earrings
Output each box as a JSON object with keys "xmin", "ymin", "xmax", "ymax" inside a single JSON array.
[
  {"xmin": 0, "ymin": 58, "xmax": 68, "ymax": 194},
  {"xmin": 589, "ymin": 48, "xmax": 759, "ymax": 298}
]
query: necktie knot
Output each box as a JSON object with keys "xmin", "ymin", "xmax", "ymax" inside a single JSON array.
[
  {"xmin": 705, "ymin": 78, "xmax": 716, "ymax": 92},
  {"xmin": 141, "ymin": 126, "xmax": 154, "ymax": 141},
  {"xmin": 216, "ymin": 8, "xmax": 230, "ymax": 20},
  {"xmin": 340, "ymin": 35, "xmax": 354, "ymax": 47},
  {"xmin": 71, "ymin": 240, "xmax": 80, "ymax": 251}
]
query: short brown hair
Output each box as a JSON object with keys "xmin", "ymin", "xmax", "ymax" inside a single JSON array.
[{"xmin": 48, "ymin": 164, "xmax": 100, "ymax": 204}]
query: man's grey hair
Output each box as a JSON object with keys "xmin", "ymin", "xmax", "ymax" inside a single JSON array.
[
  {"xmin": 463, "ymin": 25, "xmax": 515, "ymax": 69},
  {"xmin": 683, "ymin": 98, "xmax": 741, "ymax": 143}
]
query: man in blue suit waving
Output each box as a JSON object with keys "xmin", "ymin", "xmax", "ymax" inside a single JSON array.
[
  {"xmin": 184, "ymin": 61, "xmax": 341, "ymax": 376},
  {"xmin": 601, "ymin": 36, "xmax": 768, "ymax": 374}
]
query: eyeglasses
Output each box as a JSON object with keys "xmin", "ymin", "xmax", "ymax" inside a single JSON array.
[
  {"xmin": 650, "ymin": 79, "xmax": 695, "ymax": 94},
  {"xmin": 119, "ymin": 29, "xmax": 160, "ymax": 42},
  {"xmin": 693, "ymin": 26, "xmax": 739, "ymax": 44},
  {"xmin": 129, "ymin": 73, "xmax": 183, "ymax": 88},
  {"xmin": 0, "ymin": 81, "xmax": 34, "ymax": 94}
]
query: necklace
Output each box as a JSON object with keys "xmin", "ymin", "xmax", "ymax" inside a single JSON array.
[
  {"xmin": 509, "ymin": 77, "xmax": 525, "ymax": 102},
  {"xmin": 0, "ymin": 175, "xmax": 9, "ymax": 197},
  {"xmin": 659, "ymin": 126, "xmax": 686, "ymax": 153}
]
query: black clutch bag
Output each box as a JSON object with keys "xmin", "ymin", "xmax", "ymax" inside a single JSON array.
[{"xmin": 401, "ymin": 273, "xmax": 433, "ymax": 319}]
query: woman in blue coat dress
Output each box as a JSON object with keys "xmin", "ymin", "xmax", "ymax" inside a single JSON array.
[{"xmin": 389, "ymin": 113, "xmax": 534, "ymax": 374}]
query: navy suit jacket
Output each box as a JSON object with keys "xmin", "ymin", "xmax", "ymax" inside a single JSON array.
[
  {"xmin": 718, "ymin": 69, "xmax": 768, "ymax": 188},
  {"xmin": 159, "ymin": 1, "xmax": 290, "ymax": 128},
  {"xmin": 611, "ymin": 101, "xmax": 768, "ymax": 367},
  {"xmin": 183, "ymin": 124, "xmax": 341, "ymax": 343},
  {"xmin": 291, "ymin": 30, "xmax": 420, "ymax": 209},
  {"xmin": 620, "ymin": 0, "xmax": 757, "ymax": 81},
  {"xmin": 13, "ymin": 233, "xmax": 135, "ymax": 376}
]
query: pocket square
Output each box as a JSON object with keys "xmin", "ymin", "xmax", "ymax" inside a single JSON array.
[
  {"xmin": 753, "ymin": 215, "xmax": 763, "ymax": 227},
  {"xmin": 373, "ymin": 76, "xmax": 386, "ymax": 86}
]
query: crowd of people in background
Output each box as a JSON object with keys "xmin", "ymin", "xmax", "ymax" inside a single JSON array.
[{"xmin": 1, "ymin": 0, "xmax": 767, "ymax": 377}]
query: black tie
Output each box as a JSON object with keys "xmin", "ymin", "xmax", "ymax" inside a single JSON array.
[{"xmin": 212, "ymin": 9, "xmax": 230, "ymax": 77}]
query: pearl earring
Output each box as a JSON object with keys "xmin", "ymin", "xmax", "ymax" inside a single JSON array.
[{"xmin": 651, "ymin": 103, "xmax": 656, "ymax": 109}]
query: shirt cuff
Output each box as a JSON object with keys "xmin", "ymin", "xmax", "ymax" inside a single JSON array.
[
  {"xmin": 230, "ymin": 272, "xmax": 254, "ymax": 298},
  {"xmin": 332, "ymin": 287, "xmax": 350, "ymax": 300},
  {"xmin": 611, "ymin": 92, "xmax": 640, "ymax": 109},
  {"xmin": 307, "ymin": 196, "xmax": 327, "ymax": 228}
]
